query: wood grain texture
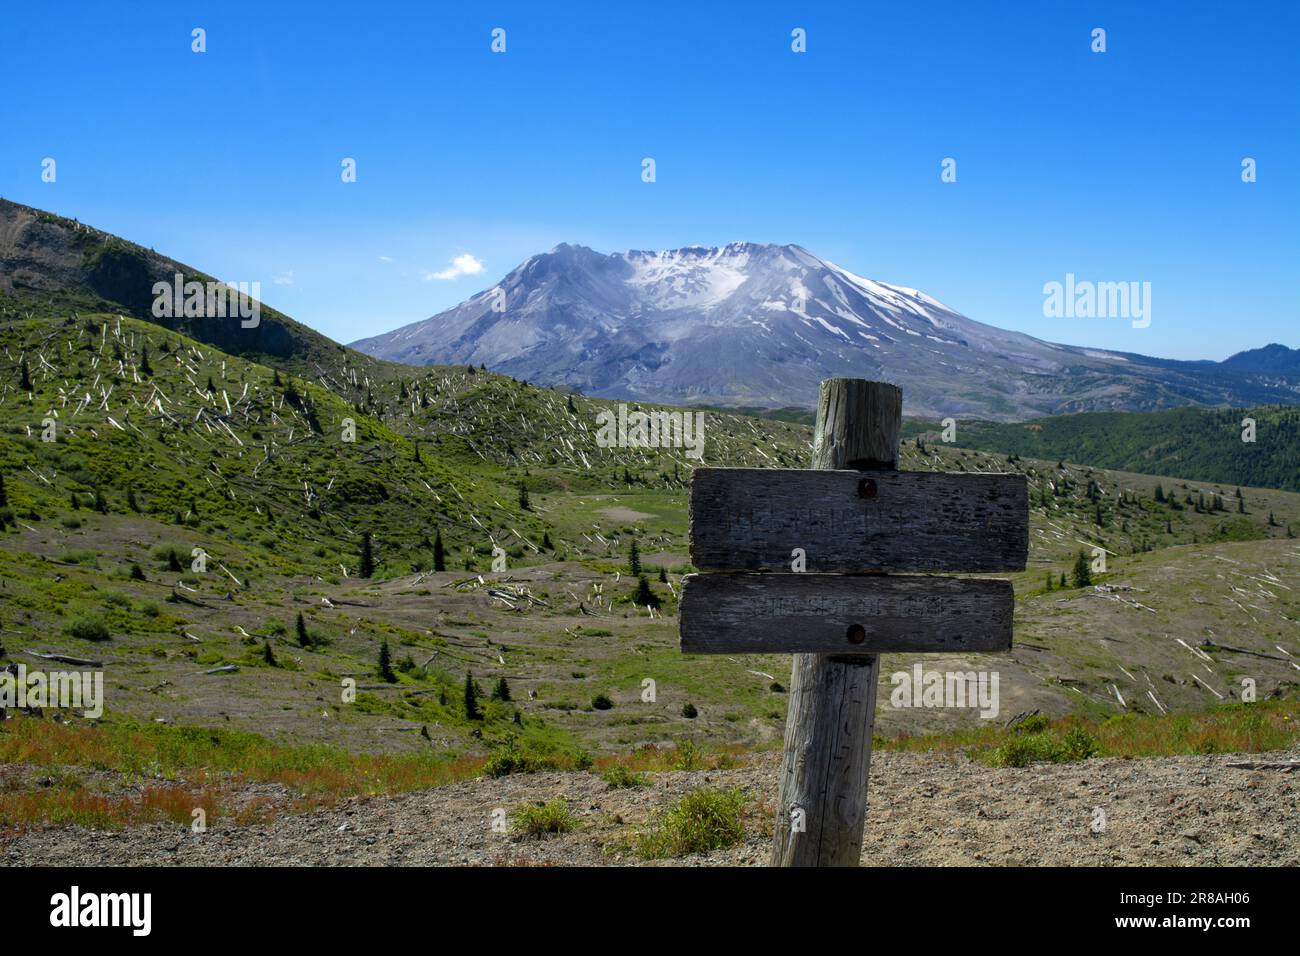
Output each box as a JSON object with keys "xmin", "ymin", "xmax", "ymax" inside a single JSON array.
[
  {"xmin": 772, "ymin": 651, "xmax": 879, "ymax": 867},
  {"xmin": 812, "ymin": 379, "xmax": 901, "ymax": 470},
  {"xmin": 774, "ymin": 378, "xmax": 895, "ymax": 867},
  {"xmin": 679, "ymin": 573, "xmax": 1014, "ymax": 654},
  {"xmin": 689, "ymin": 468, "xmax": 1028, "ymax": 573}
]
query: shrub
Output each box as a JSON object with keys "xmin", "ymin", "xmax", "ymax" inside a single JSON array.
[
  {"xmin": 1012, "ymin": 713, "xmax": 1051, "ymax": 735},
  {"xmin": 681, "ymin": 702, "xmax": 698, "ymax": 719},
  {"xmin": 511, "ymin": 800, "xmax": 575, "ymax": 839},
  {"xmin": 591, "ymin": 693, "xmax": 614, "ymax": 710},
  {"xmin": 637, "ymin": 788, "xmax": 746, "ymax": 859},
  {"xmin": 66, "ymin": 615, "xmax": 110, "ymax": 642},
  {"xmin": 671, "ymin": 740, "xmax": 702, "ymax": 771},
  {"xmin": 1060, "ymin": 726, "xmax": 1099, "ymax": 761},
  {"xmin": 602, "ymin": 764, "xmax": 648, "ymax": 789}
]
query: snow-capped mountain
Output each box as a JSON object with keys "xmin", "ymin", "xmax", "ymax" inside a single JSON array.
[{"xmin": 350, "ymin": 242, "xmax": 1297, "ymax": 419}]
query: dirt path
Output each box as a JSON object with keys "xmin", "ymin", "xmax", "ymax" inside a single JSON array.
[{"xmin": 3, "ymin": 750, "xmax": 1296, "ymax": 866}]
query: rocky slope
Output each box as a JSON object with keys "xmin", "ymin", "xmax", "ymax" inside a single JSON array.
[{"xmin": 4, "ymin": 750, "xmax": 1296, "ymax": 866}]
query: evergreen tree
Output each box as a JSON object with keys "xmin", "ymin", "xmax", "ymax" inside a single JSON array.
[
  {"xmin": 492, "ymin": 676, "xmax": 511, "ymax": 701},
  {"xmin": 378, "ymin": 639, "xmax": 396, "ymax": 682},
  {"xmin": 658, "ymin": 566, "xmax": 668, "ymax": 584},
  {"xmin": 167, "ymin": 548, "xmax": 183, "ymax": 572},
  {"xmin": 518, "ymin": 481, "xmax": 530, "ymax": 510},
  {"xmin": 129, "ymin": 563, "xmax": 146, "ymax": 581},
  {"xmin": 1238, "ymin": 496, "xmax": 1246, "ymax": 514},
  {"xmin": 433, "ymin": 528, "xmax": 446, "ymax": 572},
  {"xmin": 541, "ymin": 531, "xmax": 552, "ymax": 550},
  {"xmin": 566, "ymin": 394, "xmax": 577, "ymax": 414},
  {"xmin": 1072, "ymin": 549, "xmax": 1092, "ymax": 588},
  {"xmin": 1044, "ymin": 572, "xmax": 1052, "ymax": 592},
  {"xmin": 359, "ymin": 531, "xmax": 375, "ymax": 578},
  {"xmin": 634, "ymin": 575, "xmax": 659, "ymax": 608},
  {"xmin": 1059, "ymin": 571, "xmax": 1067, "ymax": 588},
  {"xmin": 272, "ymin": 368, "xmax": 282, "ymax": 386},
  {"xmin": 139, "ymin": 346, "xmax": 152, "ymax": 376},
  {"xmin": 70, "ymin": 491, "xmax": 79, "ymax": 511},
  {"xmin": 127, "ymin": 487, "xmax": 139, "ymax": 512},
  {"xmin": 94, "ymin": 487, "xmax": 107, "ymax": 514},
  {"xmin": 464, "ymin": 671, "xmax": 482, "ymax": 720},
  {"xmin": 296, "ymin": 611, "xmax": 311, "ymax": 647},
  {"xmin": 0, "ymin": 471, "xmax": 7, "ymax": 508},
  {"xmin": 263, "ymin": 640, "xmax": 277, "ymax": 666},
  {"xmin": 628, "ymin": 538, "xmax": 641, "ymax": 576},
  {"xmin": 19, "ymin": 358, "xmax": 32, "ymax": 391}
]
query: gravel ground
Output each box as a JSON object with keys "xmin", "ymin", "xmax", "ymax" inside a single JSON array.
[{"xmin": 3, "ymin": 750, "xmax": 1297, "ymax": 866}]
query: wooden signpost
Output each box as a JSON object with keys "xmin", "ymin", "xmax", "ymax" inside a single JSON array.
[{"xmin": 678, "ymin": 379, "xmax": 1028, "ymax": 867}]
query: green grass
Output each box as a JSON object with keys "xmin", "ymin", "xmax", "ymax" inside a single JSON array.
[
  {"xmin": 600, "ymin": 764, "xmax": 649, "ymax": 788},
  {"xmin": 636, "ymin": 787, "xmax": 747, "ymax": 859},
  {"xmin": 877, "ymin": 700, "xmax": 1300, "ymax": 764},
  {"xmin": 511, "ymin": 799, "xmax": 577, "ymax": 838}
]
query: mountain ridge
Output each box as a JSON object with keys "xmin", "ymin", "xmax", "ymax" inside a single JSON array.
[{"xmin": 351, "ymin": 241, "xmax": 1299, "ymax": 420}]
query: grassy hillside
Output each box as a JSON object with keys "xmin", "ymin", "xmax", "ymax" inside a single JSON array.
[
  {"xmin": 1, "ymin": 309, "xmax": 1297, "ymax": 772},
  {"xmin": 903, "ymin": 405, "xmax": 1300, "ymax": 492}
]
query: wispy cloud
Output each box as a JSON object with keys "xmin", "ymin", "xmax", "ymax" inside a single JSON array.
[
  {"xmin": 425, "ymin": 253, "xmax": 485, "ymax": 281},
  {"xmin": 273, "ymin": 271, "xmax": 295, "ymax": 286}
]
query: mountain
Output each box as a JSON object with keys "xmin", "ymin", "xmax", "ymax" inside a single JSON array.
[
  {"xmin": 351, "ymin": 242, "xmax": 1299, "ymax": 420},
  {"xmin": 0, "ymin": 198, "xmax": 356, "ymax": 373},
  {"xmin": 1221, "ymin": 343, "xmax": 1300, "ymax": 376}
]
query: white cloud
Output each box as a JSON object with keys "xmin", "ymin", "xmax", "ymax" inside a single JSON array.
[
  {"xmin": 425, "ymin": 253, "xmax": 485, "ymax": 281},
  {"xmin": 378, "ymin": 255, "xmax": 392, "ymax": 263},
  {"xmin": 273, "ymin": 271, "xmax": 295, "ymax": 286}
]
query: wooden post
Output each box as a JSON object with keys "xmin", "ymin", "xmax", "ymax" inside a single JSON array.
[{"xmin": 771, "ymin": 379, "xmax": 901, "ymax": 867}]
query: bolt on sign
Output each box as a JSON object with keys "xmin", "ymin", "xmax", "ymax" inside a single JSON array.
[{"xmin": 679, "ymin": 379, "xmax": 1028, "ymax": 866}]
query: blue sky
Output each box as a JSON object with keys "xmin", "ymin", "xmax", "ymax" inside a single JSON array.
[{"xmin": 1, "ymin": 0, "xmax": 1295, "ymax": 359}]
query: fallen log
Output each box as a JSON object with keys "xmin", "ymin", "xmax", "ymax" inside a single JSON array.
[{"xmin": 21, "ymin": 651, "xmax": 104, "ymax": 666}]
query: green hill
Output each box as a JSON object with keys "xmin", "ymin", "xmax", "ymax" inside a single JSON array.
[{"xmin": 903, "ymin": 405, "xmax": 1300, "ymax": 492}]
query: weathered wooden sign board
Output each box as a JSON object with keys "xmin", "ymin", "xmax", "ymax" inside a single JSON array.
[
  {"xmin": 689, "ymin": 468, "xmax": 1027, "ymax": 574},
  {"xmin": 678, "ymin": 378, "xmax": 1028, "ymax": 867},
  {"xmin": 680, "ymin": 574, "xmax": 1014, "ymax": 654}
]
